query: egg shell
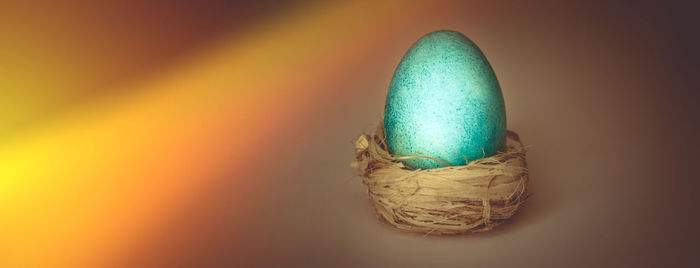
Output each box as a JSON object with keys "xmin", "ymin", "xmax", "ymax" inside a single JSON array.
[{"xmin": 384, "ymin": 30, "xmax": 506, "ymax": 169}]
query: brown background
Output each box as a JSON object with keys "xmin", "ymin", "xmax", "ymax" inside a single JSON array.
[
  {"xmin": 268, "ymin": 1, "xmax": 700, "ymax": 267},
  {"xmin": 116, "ymin": 1, "xmax": 699, "ymax": 267}
]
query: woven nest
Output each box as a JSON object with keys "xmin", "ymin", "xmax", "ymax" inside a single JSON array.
[{"xmin": 351, "ymin": 124, "xmax": 529, "ymax": 235}]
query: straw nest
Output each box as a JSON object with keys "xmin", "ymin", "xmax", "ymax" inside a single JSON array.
[{"xmin": 351, "ymin": 124, "xmax": 529, "ymax": 235}]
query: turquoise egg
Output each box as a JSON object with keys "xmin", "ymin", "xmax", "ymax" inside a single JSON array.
[{"xmin": 384, "ymin": 30, "xmax": 506, "ymax": 169}]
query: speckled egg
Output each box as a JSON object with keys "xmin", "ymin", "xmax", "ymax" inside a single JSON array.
[{"xmin": 384, "ymin": 30, "xmax": 506, "ymax": 169}]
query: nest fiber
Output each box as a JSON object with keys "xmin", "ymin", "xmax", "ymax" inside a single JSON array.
[{"xmin": 351, "ymin": 124, "xmax": 529, "ymax": 235}]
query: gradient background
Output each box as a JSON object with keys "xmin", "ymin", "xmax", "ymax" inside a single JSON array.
[{"xmin": 1, "ymin": 0, "xmax": 698, "ymax": 267}]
